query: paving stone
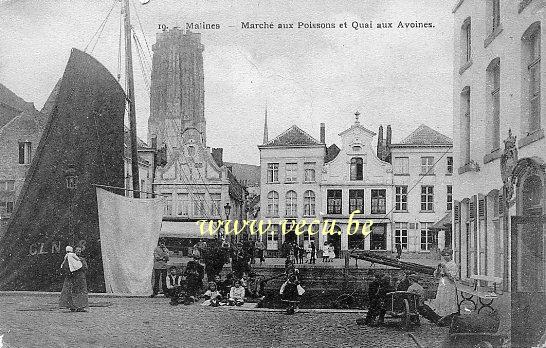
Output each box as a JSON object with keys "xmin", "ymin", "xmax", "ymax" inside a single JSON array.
[{"xmin": 0, "ymin": 295, "xmax": 449, "ymax": 347}]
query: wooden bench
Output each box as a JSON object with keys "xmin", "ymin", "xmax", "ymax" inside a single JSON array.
[{"xmin": 457, "ymin": 275, "xmax": 503, "ymax": 314}]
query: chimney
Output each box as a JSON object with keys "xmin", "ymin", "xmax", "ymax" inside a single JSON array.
[
  {"xmin": 377, "ymin": 125, "xmax": 384, "ymax": 159},
  {"xmin": 386, "ymin": 125, "xmax": 392, "ymax": 163},
  {"xmin": 320, "ymin": 123, "xmax": 325, "ymax": 143},
  {"xmin": 211, "ymin": 148, "xmax": 224, "ymax": 167}
]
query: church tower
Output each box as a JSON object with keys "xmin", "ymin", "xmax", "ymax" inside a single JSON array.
[{"xmin": 148, "ymin": 28, "xmax": 206, "ymax": 154}]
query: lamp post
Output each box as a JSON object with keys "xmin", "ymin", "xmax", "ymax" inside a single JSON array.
[
  {"xmin": 65, "ymin": 164, "xmax": 77, "ymax": 246},
  {"xmin": 223, "ymin": 202, "xmax": 231, "ymax": 242}
]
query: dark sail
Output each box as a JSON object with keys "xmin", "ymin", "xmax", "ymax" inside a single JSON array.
[{"xmin": 0, "ymin": 49, "xmax": 125, "ymax": 292}]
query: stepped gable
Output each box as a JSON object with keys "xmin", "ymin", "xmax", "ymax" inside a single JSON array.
[
  {"xmin": 396, "ymin": 124, "xmax": 452, "ymax": 146},
  {"xmin": 265, "ymin": 125, "xmax": 320, "ymax": 147}
]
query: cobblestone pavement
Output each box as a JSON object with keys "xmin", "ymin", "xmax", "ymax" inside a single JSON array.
[{"xmin": 0, "ymin": 295, "xmax": 450, "ymax": 348}]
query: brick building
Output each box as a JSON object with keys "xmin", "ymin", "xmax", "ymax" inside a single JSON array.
[{"xmin": 0, "ymin": 84, "xmax": 48, "ymax": 236}]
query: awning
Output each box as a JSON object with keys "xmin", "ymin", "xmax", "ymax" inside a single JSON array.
[
  {"xmin": 160, "ymin": 221, "xmax": 217, "ymax": 239},
  {"xmin": 430, "ymin": 212, "xmax": 452, "ymax": 230}
]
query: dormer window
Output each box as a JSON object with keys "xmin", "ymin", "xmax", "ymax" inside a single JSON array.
[
  {"xmin": 350, "ymin": 157, "xmax": 363, "ymax": 181},
  {"xmin": 352, "ymin": 145, "xmax": 362, "ymax": 152}
]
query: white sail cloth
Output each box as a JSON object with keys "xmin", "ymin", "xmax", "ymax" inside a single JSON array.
[{"xmin": 96, "ymin": 188, "xmax": 163, "ymax": 294}]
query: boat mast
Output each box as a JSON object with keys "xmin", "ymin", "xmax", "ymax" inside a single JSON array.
[{"xmin": 124, "ymin": 0, "xmax": 140, "ymax": 198}]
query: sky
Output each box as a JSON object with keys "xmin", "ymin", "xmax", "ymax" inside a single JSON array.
[{"xmin": 0, "ymin": 0, "xmax": 454, "ymax": 165}]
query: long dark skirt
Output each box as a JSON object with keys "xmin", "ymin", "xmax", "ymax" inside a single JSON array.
[{"xmin": 59, "ymin": 270, "xmax": 89, "ymax": 310}]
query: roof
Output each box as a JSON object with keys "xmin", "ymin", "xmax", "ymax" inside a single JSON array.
[
  {"xmin": 393, "ymin": 124, "xmax": 452, "ymax": 146},
  {"xmin": 0, "ymin": 83, "xmax": 32, "ymax": 129},
  {"xmin": 263, "ymin": 125, "xmax": 321, "ymax": 147},
  {"xmin": 40, "ymin": 79, "xmax": 61, "ymax": 116},
  {"xmin": 123, "ymin": 126, "xmax": 150, "ymax": 149},
  {"xmin": 0, "ymin": 83, "xmax": 30, "ymax": 111},
  {"xmin": 430, "ymin": 212, "xmax": 452, "ymax": 230},
  {"xmin": 225, "ymin": 162, "xmax": 261, "ymax": 186}
]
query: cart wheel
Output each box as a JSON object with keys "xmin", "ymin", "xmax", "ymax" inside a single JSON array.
[{"xmin": 402, "ymin": 299, "xmax": 411, "ymax": 331}]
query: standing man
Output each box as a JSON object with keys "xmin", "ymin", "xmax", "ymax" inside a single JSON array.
[
  {"xmin": 395, "ymin": 242, "xmax": 402, "ymax": 260},
  {"xmin": 255, "ymin": 238, "xmax": 266, "ymax": 265},
  {"xmin": 309, "ymin": 242, "xmax": 316, "ymax": 264},
  {"xmin": 151, "ymin": 239, "xmax": 170, "ymax": 297}
]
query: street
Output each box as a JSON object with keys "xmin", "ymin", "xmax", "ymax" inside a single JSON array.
[{"xmin": 0, "ymin": 294, "xmax": 449, "ymax": 348}]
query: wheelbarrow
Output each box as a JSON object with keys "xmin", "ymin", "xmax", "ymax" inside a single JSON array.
[{"xmin": 384, "ymin": 291, "xmax": 421, "ymax": 331}]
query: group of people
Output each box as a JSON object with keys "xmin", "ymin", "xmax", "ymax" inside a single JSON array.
[
  {"xmin": 361, "ymin": 249, "xmax": 459, "ymax": 327},
  {"xmin": 284, "ymin": 241, "xmax": 317, "ymax": 265},
  {"xmin": 163, "ymin": 265, "xmax": 265, "ymax": 307},
  {"xmin": 321, "ymin": 242, "xmax": 336, "ymax": 262}
]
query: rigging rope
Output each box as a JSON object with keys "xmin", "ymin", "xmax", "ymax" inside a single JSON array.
[
  {"xmin": 84, "ymin": 0, "xmax": 117, "ymax": 53},
  {"xmin": 130, "ymin": 0, "xmax": 154, "ymax": 63}
]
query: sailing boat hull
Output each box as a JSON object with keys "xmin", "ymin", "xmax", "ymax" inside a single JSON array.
[{"xmin": 0, "ymin": 48, "xmax": 125, "ymax": 292}]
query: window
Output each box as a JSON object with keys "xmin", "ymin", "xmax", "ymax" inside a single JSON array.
[
  {"xmin": 421, "ymin": 186, "xmax": 434, "ymax": 212},
  {"xmin": 267, "ymin": 191, "xmax": 279, "ymax": 216},
  {"xmin": 177, "ymin": 193, "xmax": 189, "ymax": 216},
  {"xmin": 447, "ymin": 185, "xmax": 453, "ymax": 211},
  {"xmin": 210, "ymin": 193, "xmax": 221, "ymax": 216},
  {"xmin": 285, "ymin": 163, "xmax": 297, "ymax": 182},
  {"xmin": 18, "ymin": 142, "xmax": 32, "ymax": 165},
  {"xmin": 420, "ymin": 222, "xmax": 433, "ymax": 251},
  {"xmin": 350, "ymin": 157, "xmax": 363, "ymax": 180},
  {"xmin": 524, "ymin": 24, "xmax": 541, "ymax": 134},
  {"xmin": 267, "ymin": 163, "xmax": 279, "ymax": 183},
  {"xmin": 394, "ymin": 157, "xmax": 409, "ymax": 175},
  {"xmin": 421, "ymin": 157, "xmax": 434, "ymax": 175},
  {"xmin": 395, "ymin": 222, "xmax": 408, "ymax": 250},
  {"xmin": 487, "ymin": 59, "xmax": 501, "ymax": 151},
  {"xmin": 0, "ymin": 180, "xmax": 15, "ymax": 191},
  {"xmin": 193, "ymin": 193, "xmax": 205, "ymax": 217},
  {"xmin": 164, "ymin": 193, "xmax": 173, "ymax": 216},
  {"xmin": 285, "ymin": 190, "xmax": 297, "ymax": 217},
  {"xmin": 461, "ymin": 18, "xmax": 471, "ymax": 64},
  {"xmin": 304, "ymin": 162, "xmax": 316, "ymax": 182},
  {"xmin": 327, "ymin": 189, "xmax": 342, "ymax": 214},
  {"xmin": 371, "ymin": 189, "xmax": 386, "ymax": 214},
  {"xmin": 0, "ymin": 201, "xmax": 14, "ymax": 214},
  {"xmin": 303, "ymin": 190, "xmax": 316, "ymax": 216},
  {"xmin": 349, "ymin": 189, "xmax": 364, "ymax": 214},
  {"xmin": 447, "ymin": 157, "xmax": 453, "ymax": 174},
  {"xmin": 371, "ymin": 224, "xmax": 387, "ymax": 250},
  {"xmin": 461, "ymin": 87, "xmax": 471, "ymax": 164},
  {"xmin": 395, "ymin": 186, "xmax": 408, "ymax": 211},
  {"xmin": 266, "ymin": 225, "xmax": 280, "ymax": 250}
]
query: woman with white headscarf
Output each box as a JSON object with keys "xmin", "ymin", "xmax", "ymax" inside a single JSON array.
[{"xmin": 59, "ymin": 246, "xmax": 89, "ymax": 312}]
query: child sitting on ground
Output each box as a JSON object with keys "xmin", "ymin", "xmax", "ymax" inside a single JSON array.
[
  {"xmin": 202, "ymin": 281, "xmax": 223, "ymax": 307},
  {"xmin": 280, "ymin": 274, "xmax": 305, "ymax": 314},
  {"xmin": 166, "ymin": 266, "xmax": 182, "ymax": 298},
  {"xmin": 228, "ymin": 280, "xmax": 245, "ymax": 306}
]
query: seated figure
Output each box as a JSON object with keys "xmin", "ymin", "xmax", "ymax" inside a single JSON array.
[
  {"xmin": 228, "ymin": 280, "xmax": 245, "ymax": 306},
  {"xmin": 202, "ymin": 281, "xmax": 224, "ymax": 307}
]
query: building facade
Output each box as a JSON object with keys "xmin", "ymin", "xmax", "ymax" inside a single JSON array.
[
  {"xmin": 258, "ymin": 125, "xmax": 325, "ymax": 255},
  {"xmin": 452, "ymin": 1, "xmax": 545, "ymax": 345},
  {"xmin": 321, "ymin": 118, "xmax": 393, "ymax": 257},
  {"xmin": 258, "ymin": 114, "xmax": 452, "ymax": 258},
  {"xmin": 149, "ymin": 28, "xmax": 247, "ymax": 249},
  {"xmin": 390, "ymin": 125, "xmax": 453, "ymax": 257}
]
